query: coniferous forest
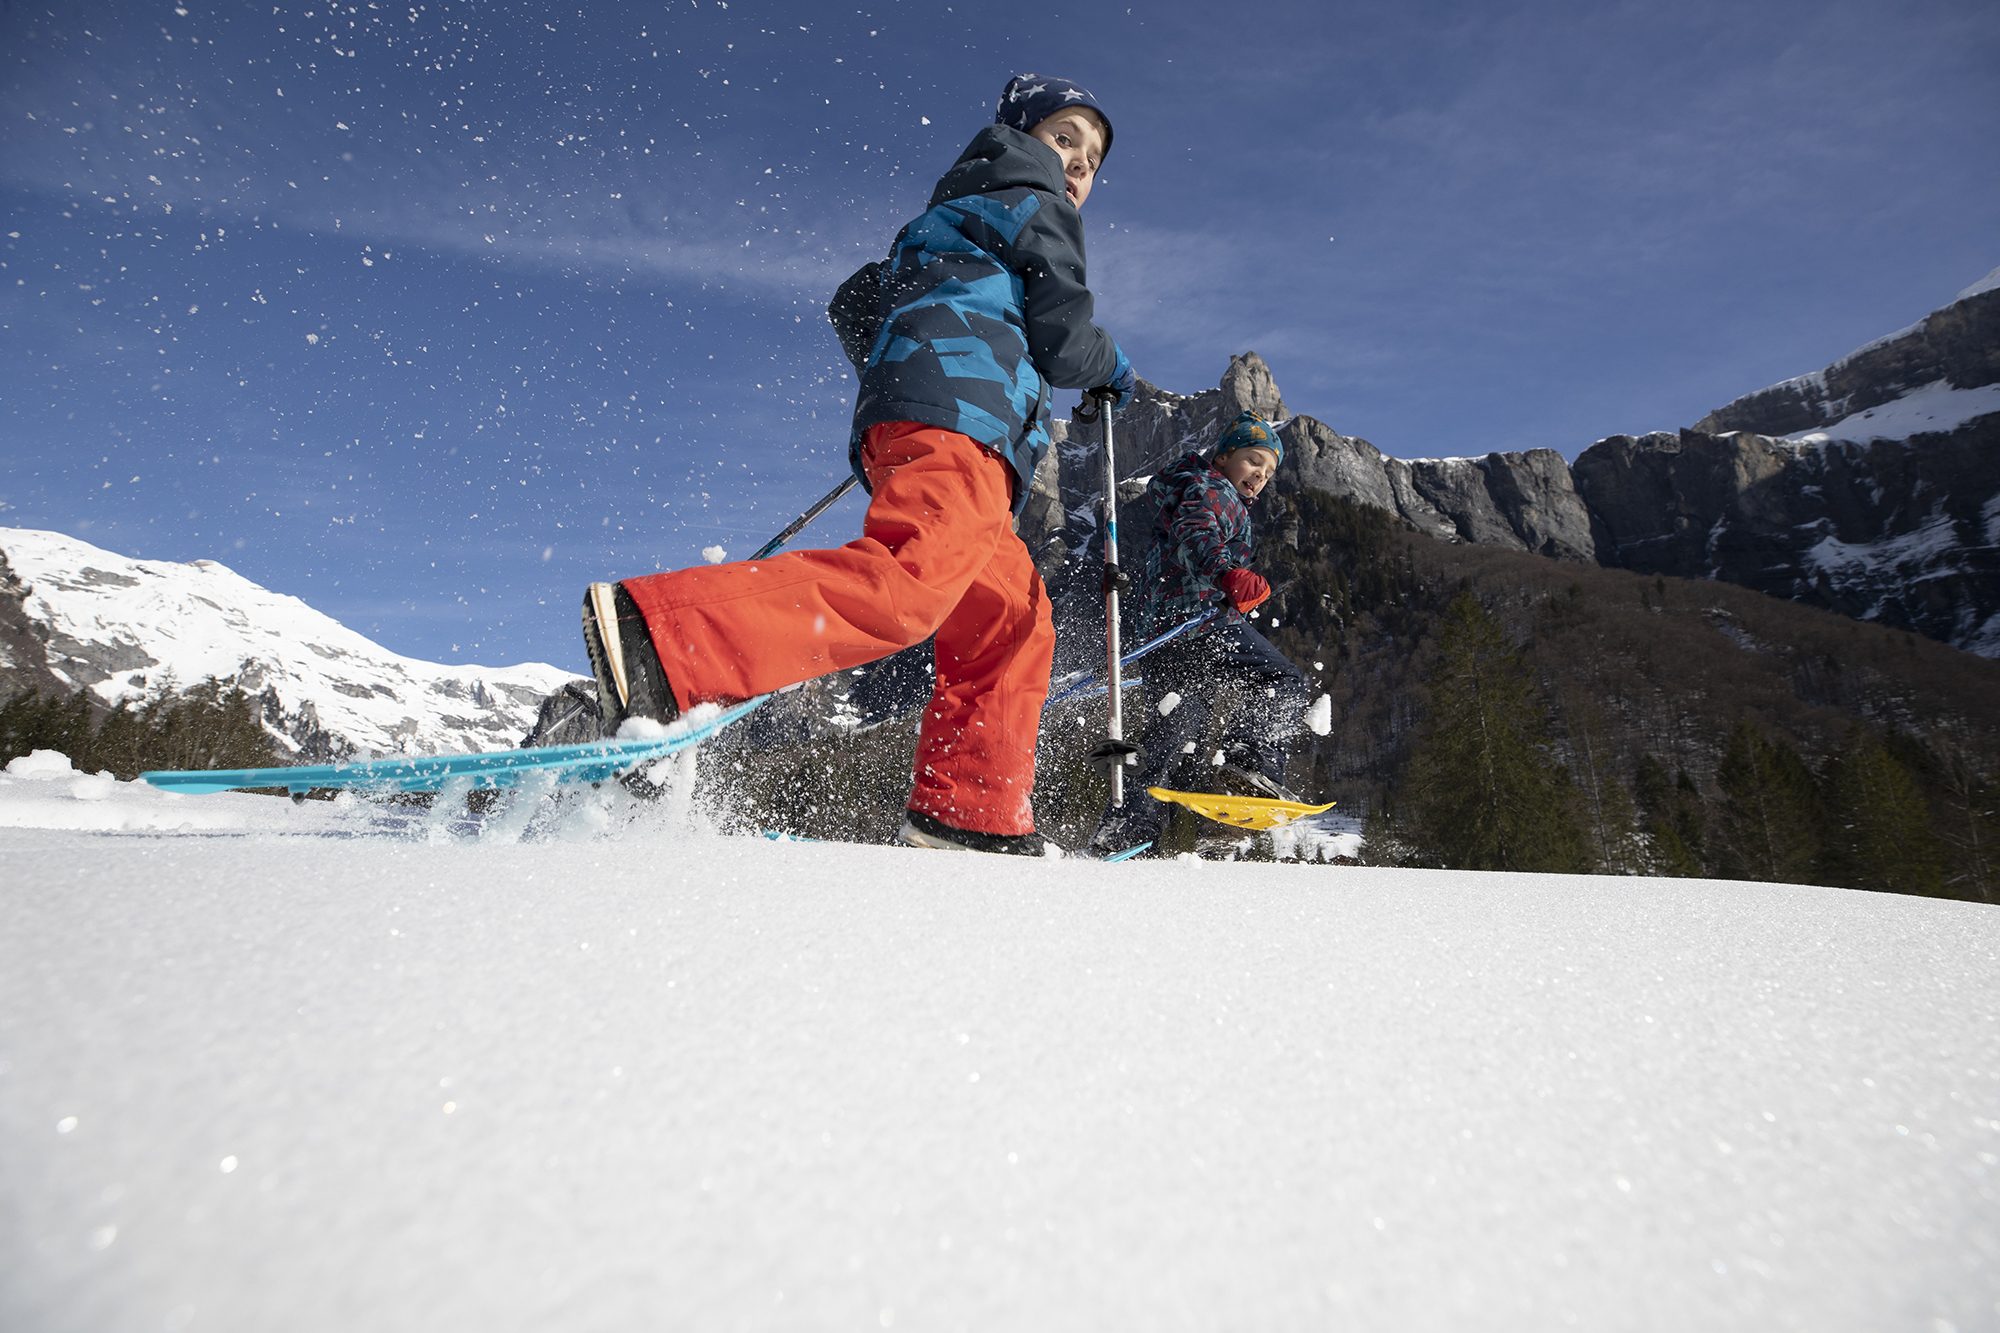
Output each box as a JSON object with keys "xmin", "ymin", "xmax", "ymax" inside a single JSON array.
[
  {"xmin": 1253, "ymin": 489, "xmax": 2000, "ymax": 902},
  {"xmin": 0, "ymin": 679, "xmax": 286, "ymax": 782}
]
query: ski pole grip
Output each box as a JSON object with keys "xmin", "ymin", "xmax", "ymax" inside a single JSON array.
[{"xmin": 1074, "ymin": 386, "xmax": 1117, "ymax": 424}]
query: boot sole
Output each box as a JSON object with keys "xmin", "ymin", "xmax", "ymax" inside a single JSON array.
[
  {"xmin": 897, "ymin": 817, "xmax": 970, "ymax": 851},
  {"xmin": 583, "ymin": 582, "xmax": 631, "ymax": 715},
  {"xmin": 898, "ymin": 816, "xmax": 1045, "ymax": 856}
]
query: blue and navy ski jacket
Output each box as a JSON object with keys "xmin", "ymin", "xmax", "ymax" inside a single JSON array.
[
  {"xmin": 1139, "ymin": 451, "xmax": 1257, "ymax": 634},
  {"xmin": 842, "ymin": 125, "xmax": 1124, "ymax": 513}
]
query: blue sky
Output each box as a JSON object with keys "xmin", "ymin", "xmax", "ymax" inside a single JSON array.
[{"xmin": 3, "ymin": 0, "xmax": 1996, "ymax": 667}]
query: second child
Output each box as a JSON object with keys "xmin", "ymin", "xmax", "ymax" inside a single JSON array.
[{"xmin": 1087, "ymin": 412, "xmax": 1314, "ymax": 856}]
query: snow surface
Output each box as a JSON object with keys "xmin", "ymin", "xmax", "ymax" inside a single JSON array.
[
  {"xmin": 1390, "ymin": 453, "xmax": 1481, "ymax": 468},
  {"xmin": 2, "ymin": 762, "xmax": 1997, "ymax": 1332},
  {"xmin": 1804, "ymin": 512, "xmax": 1964, "ymax": 589},
  {"xmin": 1783, "ymin": 379, "xmax": 2000, "ymax": 445}
]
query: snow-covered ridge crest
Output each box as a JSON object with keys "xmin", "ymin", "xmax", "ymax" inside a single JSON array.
[
  {"xmin": 1957, "ymin": 265, "xmax": 2000, "ymax": 304},
  {"xmin": 1, "ymin": 527, "xmax": 580, "ymax": 758},
  {"xmin": 1697, "ymin": 264, "xmax": 2000, "ymax": 438}
]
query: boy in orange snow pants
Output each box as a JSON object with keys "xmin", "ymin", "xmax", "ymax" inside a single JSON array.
[{"xmin": 583, "ymin": 75, "xmax": 1134, "ymax": 855}]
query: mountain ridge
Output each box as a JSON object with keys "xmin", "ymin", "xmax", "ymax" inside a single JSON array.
[{"xmin": 0, "ymin": 526, "xmax": 580, "ymax": 759}]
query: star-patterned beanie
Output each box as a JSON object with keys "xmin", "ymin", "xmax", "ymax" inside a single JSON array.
[
  {"xmin": 995, "ymin": 74, "xmax": 1113, "ymax": 157},
  {"xmin": 1211, "ymin": 411, "xmax": 1285, "ymax": 465}
]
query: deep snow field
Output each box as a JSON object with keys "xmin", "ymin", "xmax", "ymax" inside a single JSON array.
[{"xmin": 2, "ymin": 750, "xmax": 1997, "ymax": 1332}]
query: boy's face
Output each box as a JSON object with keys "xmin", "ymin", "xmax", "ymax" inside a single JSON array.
[
  {"xmin": 1027, "ymin": 109, "xmax": 1107, "ymax": 209},
  {"xmin": 1217, "ymin": 446, "xmax": 1279, "ymax": 501}
]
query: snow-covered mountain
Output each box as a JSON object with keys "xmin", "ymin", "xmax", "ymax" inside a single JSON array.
[
  {"xmin": 1696, "ymin": 265, "xmax": 2000, "ymax": 439},
  {"xmin": 0, "ymin": 527, "xmax": 581, "ymax": 758}
]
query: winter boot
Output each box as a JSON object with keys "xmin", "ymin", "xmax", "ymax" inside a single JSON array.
[
  {"xmin": 898, "ymin": 809, "xmax": 1047, "ymax": 856},
  {"xmin": 582, "ymin": 582, "xmax": 678, "ymax": 730},
  {"xmin": 1215, "ymin": 762, "xmax": 1302, "ymax": 804},
  {"xmin": 1085, "ymin": 807, "xmax": 1163, "ymax": 859}
]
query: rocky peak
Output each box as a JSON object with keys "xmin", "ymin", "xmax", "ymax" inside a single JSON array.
[{"xmin": 1219, "ymin": 352, "xmax": 1287, "ymax": 422}]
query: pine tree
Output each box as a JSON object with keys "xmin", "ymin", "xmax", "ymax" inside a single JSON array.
[
  {"xmin": 0, "ymin": 689, "xmax": 44, "ymax": 763},
  {"xmin": 1821, "ymin": 731, "xmax": 1945, "ymax": 897},
  {"xmin": 1933, "ymin": 737, "xmax": 1998, "ymax": 903},
  {"xmin": 91, "ymin": 701, "xmax": 147, "ymax": 778},
  {"xmin": 1711, "ymin": 722, "xmax": 1823, "ymax": 884},
  {"xmin": 1392, "ymin": 593, "xmax": 1589, "ymax": 872},
  {"xmin": 1561, "ymin": 692, "xmax": 1643, "ymax": 874},
  {"xmin": 1633, "ymin": 755, "xmax": 1707, "ymax": 878}
]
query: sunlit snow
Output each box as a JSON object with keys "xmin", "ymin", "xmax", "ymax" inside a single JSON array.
[{"xmin": 1, "ymin": 762, "xmax": 1995, "ymax": 1331}]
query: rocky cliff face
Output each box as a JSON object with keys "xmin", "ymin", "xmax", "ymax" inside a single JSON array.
[
  {"xmin": 1030, "ymin": 272, "xmax": 2000, "ymax": 657},
  {"xmin": 1576, "ymin": 279, "xmax": 2000, "ymax": 653},
  {"xmin": 0, "ymin": 550, "xmax": 70, "ymax": 703},
  {"xmin": 1033, "ymin": 351, "xmax": 1603, "ymax": 568},
  {"xmin": 1573, "ymin": 418, "xmax": 2000, "ymax": 654}
]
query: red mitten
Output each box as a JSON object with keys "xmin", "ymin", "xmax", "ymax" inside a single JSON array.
[{"xmin": 1220, "ymin": 568, "xmax": 1270, "ymax": 613}]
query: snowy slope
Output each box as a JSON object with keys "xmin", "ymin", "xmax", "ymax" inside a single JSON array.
[
  {"xmin": 2, "ymin": 760, "xmax": 1996, "ymax": 1332},
  {"xmin": 1784, "ymin": 379, "xmax": 2000, "ymax": 445},
  {"xmin": 1718, "ymin": 270, "xmax": 2000, "ymax": 440},
  {"xmin": 1, "ymin": 527, "xmax": 580, "ymax": 756}
]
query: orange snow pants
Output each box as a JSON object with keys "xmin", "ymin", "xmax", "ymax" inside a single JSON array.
[{"xmin": 620, "ymin": 422, "xmax": 1055, "ymax": 836}]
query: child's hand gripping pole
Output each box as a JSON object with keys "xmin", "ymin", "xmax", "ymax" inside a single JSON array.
[{"xmin": 1077, "ymin": 390, "xmax": 1143, "ymax": 805}]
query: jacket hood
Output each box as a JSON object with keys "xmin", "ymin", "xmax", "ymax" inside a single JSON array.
[
  {"xmin": 1148, "ymin": 450, "xmax": 1219, "ymax": 506},
  {"xmin": 930, "ymin": 125, "xmax": 1068, "ymax": 209}
]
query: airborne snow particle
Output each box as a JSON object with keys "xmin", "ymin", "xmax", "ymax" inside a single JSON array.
[
  {"xmin": 1307, "ymin": 694, "xmax": 1332, "ymax": 736},
  {"xmin": 702, "ymin": 545, "xmax": 727, "ymax": 564}
]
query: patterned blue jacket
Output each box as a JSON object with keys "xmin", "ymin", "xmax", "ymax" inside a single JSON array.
[
  {"xmin": 843, "ymin": 125, "xmax": 1123, "ymax": 513},
  {"xmin": 1139, "ymin": 451, "xmax": 1256, "ymax": 634}
]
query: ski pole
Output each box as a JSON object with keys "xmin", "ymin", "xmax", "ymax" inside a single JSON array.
[
  {"xmin": 1044, "ymin": 607, "xmax": 1221, "ymax": 709},
  {"xmin": 751, "ymin": 475, "xmax": 859, "ymax": 560},
  {"xmin": 1080, "ymin": 392, "xmax": 1142, "ymax": 805}
]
